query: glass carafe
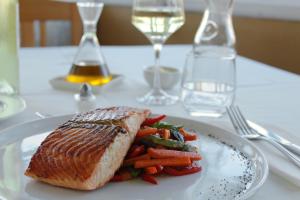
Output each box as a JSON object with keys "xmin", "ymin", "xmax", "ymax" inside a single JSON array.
[
  {"xmin": 67, "ymin": 1, "xmax": 112, "ymax": 86},
  {"xmin": 181, "ymin": 0, "xmax": 236, "ymax": 117},
  {"xmin": 194, "ymin": 0, "xmax": 235, "ymax": 48}
]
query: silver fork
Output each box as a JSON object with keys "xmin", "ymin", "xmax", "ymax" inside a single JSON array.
[{"xmin": 227, "ymin": 105, "xmax": 300, "ymax": 168}]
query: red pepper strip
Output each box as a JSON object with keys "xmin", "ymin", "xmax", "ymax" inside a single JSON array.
[
  {"xmin": 155, "ymin": 145, "xmax": 167, "ymax": 150},
  {"xmin": 141, "ymin": 174, "xmax": 158, "ymax": 185},
  {"xmin": 156, "ymin": 165, "xmax": 164, "ymax": 174},
  {"xmin": 142, "ymin": 115, "xmax": 166, "ymax": 126},
  {"xmin": 110, "ymin": 175, "xmax": 123, "ymax": 182},
  {"xmin": 128, "ymin": 145, "xmax": 145, "ymax": 158},
  {"xmin": 163, "ymin": 166, "xmax": 202, "ymax": 176},
  {"xmin": 111, "ymin": 170, "xmax": 132, "ymax": 182},
  {"xmin": 128, "ymin": 144, "xmax": 138, "ymax": 153}
]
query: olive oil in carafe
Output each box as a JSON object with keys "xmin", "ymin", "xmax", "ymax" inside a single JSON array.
[{"xmin": 66, "ymin": 61, "xmax": 112, "ymax": 86}]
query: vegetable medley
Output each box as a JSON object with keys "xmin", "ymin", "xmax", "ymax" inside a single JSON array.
[{"xmin": 111, "ymin": 115, "xmax": 202, "ymax": 185}]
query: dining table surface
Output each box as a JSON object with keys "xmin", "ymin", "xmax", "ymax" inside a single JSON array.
[{"xmin": 1, "ymin": 45, "xmax": 300, "ymax": 199}]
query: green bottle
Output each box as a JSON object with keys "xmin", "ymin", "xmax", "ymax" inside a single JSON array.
[{"xmin": 0, "ymin": 0, "xmax": 19, "ymax": 94}]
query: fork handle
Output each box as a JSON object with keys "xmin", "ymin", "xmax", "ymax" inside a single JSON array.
[{"xmin": 260, "ymin": 136, "xmax": 300, "ymax": 168}]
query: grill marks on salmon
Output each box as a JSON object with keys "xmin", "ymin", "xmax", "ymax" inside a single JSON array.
[
  {"xmin": 71, "ymin": 107, "xmax": 145, "ymax": 129},
  {"xmin": 25, "ymin": 107, "xmax": 150, "ymax": 190}
]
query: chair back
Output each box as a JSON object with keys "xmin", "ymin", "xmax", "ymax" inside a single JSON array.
[{"xmin": 19, "ymin": 0, "xmax": 82, "ymax": 46}]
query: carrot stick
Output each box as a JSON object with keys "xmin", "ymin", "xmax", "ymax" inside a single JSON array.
[
  {"xmin": 148, "ymin": 148, "xmax": 202, "ymax": 161},
  {"xmin": 162, "ymin": 129, "xmax": 171, "ymax": 140},
  {"xmin": 136, "ymin": 127, "xmax": 158, "ymax": 138},
  {"xmin": 134, "ymin": 157, "xmax": 191, "ymax": 168},
  {"xmin": 179, "ymin": 128, "xmax": 198, "ymax": 141},
  {"xmin": 145, "ymin": 166, "xmax": 158, "ymax": 175},
  {"xmin": 123, "ymin": 154, "xmax": 150, "ymax": 166},
  {"xmin": 128, "ymin": 145, "xmax": 145, "ymax": 158},
  {"xmin": 184, "ymin": 134, "xmax": 197, "ymax": 141}
]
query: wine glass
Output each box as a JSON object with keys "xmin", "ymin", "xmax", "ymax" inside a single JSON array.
[{"xmin": 132, "ymin": 0, "xmax": 185, "ymax": 105}]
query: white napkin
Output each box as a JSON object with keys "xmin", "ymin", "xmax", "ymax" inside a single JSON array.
[
  {"xmin": 212, "ymin": 121, "xmax": 300, "ymax": 187},
  {"xmin": 254, "ymin": 124, "xmax": 300, "ymax": 187}
]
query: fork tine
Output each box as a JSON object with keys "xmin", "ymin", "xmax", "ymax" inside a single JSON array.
[
  {"xmin": 227, "ymin": 106, "xmax": 246, "ymax": 136},
  {"xmin": 229, "ymin": 106, "xmax": 247, "ymax": 135},
  {"xmin": 236, "ymin": 106, "xmax": 252, "ymax": 130},
  {"xmin": 226, "ymin": 107, "xmax": 239, "ymax": 130},
  {"xmin": 231, "ymin": 106, "xmax": 253, "ymax": 135}
]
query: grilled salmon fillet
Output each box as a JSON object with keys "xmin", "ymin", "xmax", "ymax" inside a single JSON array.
[{"xmin": 25, "ymin": 107, "xmax": 150, "ymax": 190}]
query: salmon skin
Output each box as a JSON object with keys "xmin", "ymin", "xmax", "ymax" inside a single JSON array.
[{"xmin": 25, "ymin": 107, "xmax": 150, "ymax": 190}]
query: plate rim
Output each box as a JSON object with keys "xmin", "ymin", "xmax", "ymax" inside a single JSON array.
[{"xmin": 0, "ymin": 114, "xmax": 269, "ymax": 200}]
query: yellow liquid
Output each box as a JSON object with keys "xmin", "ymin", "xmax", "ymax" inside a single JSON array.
[
  {"xmin": 66, "ymin": 61, "xmax": 112, "ymax": 86},
  {"xmin": 132, "ymin": 8, "xmax": 185, "ymax": 43},
  {"xmin": 0, "ymin": 0, "xmax": 19, "ymax": 94}
]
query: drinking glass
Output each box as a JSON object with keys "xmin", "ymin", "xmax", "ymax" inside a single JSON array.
[
  {"xmin": 181, "ymin": 48, "xmax": 236, "ymax": 117},
  {"xmin": 132, "ymin": 0, "xmax": 185, "ymax": 105}
]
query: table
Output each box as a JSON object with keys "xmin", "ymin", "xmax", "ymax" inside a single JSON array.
[{"xmin": 1, "ymin": 45, "xmax": 300, "ymax": 199}]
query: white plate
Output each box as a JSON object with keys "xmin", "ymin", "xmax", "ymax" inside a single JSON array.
[
  {"xmin": 0, "ymin": 95, "xmax": 26, "ymax": 121},
  {"xmin": 0, "ymin": 115, "xmax": 268, "ymax": 200}
]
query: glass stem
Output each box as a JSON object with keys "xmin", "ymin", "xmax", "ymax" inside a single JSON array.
[
  {"xmin": 153, "ymin": 43, "xmax": 163, "ymax": 94},
  {"xmin": 83, "ymin": 23, "xmax": 96, "ymax": 34}
]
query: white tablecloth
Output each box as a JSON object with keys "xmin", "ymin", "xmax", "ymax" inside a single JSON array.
[{"xmin": 1, "ymin": 45, "xmax": 300, "ymax": 199}]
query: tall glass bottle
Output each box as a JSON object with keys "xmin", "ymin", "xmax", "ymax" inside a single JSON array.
[
  {"xmin": 0, "ymin": 0, "xmax": 19, "ymax": 94},
  {"xmin": 0, "ymin": 0, "xmax": 25, "ymax": 118},
  {"xmin": 181, "ymin": 0, "xmax": 236, "ymax": 117}
]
